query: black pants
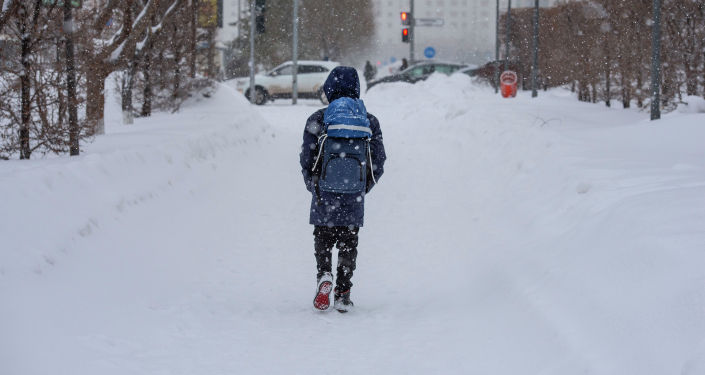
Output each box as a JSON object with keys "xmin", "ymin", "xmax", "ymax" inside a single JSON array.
[{"xmin": 314, "ymin": 226, "xmax": 359, "ymax": 292}]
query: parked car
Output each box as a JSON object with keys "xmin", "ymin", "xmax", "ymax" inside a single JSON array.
[
  {"xmin": 234, "ymin": 60, "xmax": 340, "ymax": 105},
  {"xmin": 366, "ymin": 61, "xmax": 468, "ymax": 91}
]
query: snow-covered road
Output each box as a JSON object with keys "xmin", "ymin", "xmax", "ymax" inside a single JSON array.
[{"xmin": 2, "ymin": 75, "xmax": 704, "ymax": 374}]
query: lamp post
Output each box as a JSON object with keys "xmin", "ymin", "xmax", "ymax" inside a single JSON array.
[
  {"xmin": 650, "ymin": 0, "xmax": 661, "ymax": 120},
  {"xmin": 292, "ymin": 0, "xmax": 299, "ymax": 105},
  {"xmin": 531, "ymin": 0, "xmax": 539, "ymax": 98},
  {"xmin": 64, "ymin": 0, "xmax": 79, "ymax": 155},
  {"xmin": 249, "ymin": 0, "xmax": 255, "ymax": 104}
]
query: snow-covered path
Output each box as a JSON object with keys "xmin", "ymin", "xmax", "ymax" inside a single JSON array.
[{"xmin": 2, "ymin": 76, "xmax": 705, "ymax": 374}]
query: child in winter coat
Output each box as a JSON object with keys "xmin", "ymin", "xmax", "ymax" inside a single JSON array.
[{"xmin": 299, "ymin": 66, "xmax": 386, "ymax": 313}]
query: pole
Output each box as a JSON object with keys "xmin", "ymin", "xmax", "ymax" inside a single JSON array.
[
  {"xmin": 650, "ymin": 0, "xmax": 661, "ymax": 120},
  {"xmin": 64, "ymin": 0, "xmax": 79, "ymax": 156},
  {"xmin": 531, "ymin": 0, "xmax": 539, "ymax": 98},
  {"xmin": 504, "ymin": 0, "xmax": 511, "ymax": 73},
  {"xmin": 409, "ymin": 0, "xmax": 415, "ymax": 63},
  {"xmin": 249, "ymin": 0, "xmax": 256, "ymax": 104},
  {"xmin": 238, "ymin": 0, "xmax": 241, "ymax": 41},
  {"xmin": 494, "ymin": 0, "xmax": 500, "ymax": 93},
  {"xmin": 292, "ymin": 0, "xmax": 299, "ymax": 105}
]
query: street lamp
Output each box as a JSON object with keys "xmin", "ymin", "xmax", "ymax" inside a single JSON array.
[
  {"xmin": 531, "ymin": 0, "xmax": 539, "ymax": 98},
  {"xmin": 650, "ymin": 0, "xmax": 661, "ymax": 120}
]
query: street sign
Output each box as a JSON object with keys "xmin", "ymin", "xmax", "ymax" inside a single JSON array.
[
  {"xmin": 41, "ymin": 0, "xmax": 82, "ymax": 8},
  {"xmin": 424, "ymin": 47, "xmax": 436, "ymax": 59},
  {"xmin": 415, "ymin": 18, "xmax": 444, "ymax": 27}
]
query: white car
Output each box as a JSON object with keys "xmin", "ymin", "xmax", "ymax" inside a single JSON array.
[{"xmin": 234, "ymin": 60, "xmax": 340, "ymax": 105}]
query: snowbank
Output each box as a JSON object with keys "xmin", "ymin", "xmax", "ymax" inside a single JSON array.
[
  {"xmin": 678, "ymin": 95, "xmax": 705, "ymax": 114},
  {"xmin": 0, "ymin": 84, "xmax": 272, "ymax": 276}
]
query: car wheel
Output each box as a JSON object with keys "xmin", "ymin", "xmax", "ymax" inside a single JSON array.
[
  {"xmin": 246, "ymin": 87, "xmax": 267, "ymax": 105},
  {"xmin": 318, "ymin": 88, "xmax": 329, "ymax": 105}
]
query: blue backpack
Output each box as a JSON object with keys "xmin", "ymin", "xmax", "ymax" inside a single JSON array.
[{"xmin": 312, "ymin": 97, "xmax": 376, "ymax": 194}]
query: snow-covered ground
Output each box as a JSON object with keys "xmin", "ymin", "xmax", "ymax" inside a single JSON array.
[{"xmin": 2, "ymin": 74, "xmax": 704, "ymax": 375}]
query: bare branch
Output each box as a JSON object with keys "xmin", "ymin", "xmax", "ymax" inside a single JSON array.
[{"xmin": 0, "ymin": 0, "xmax": 19, "ymax": 30}]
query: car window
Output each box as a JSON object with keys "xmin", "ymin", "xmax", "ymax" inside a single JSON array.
[
  {"xmin": 272, "ymin": 65, "xmax": 293, "ymax": 76},
  {"xmin": 299, "ymin": 65, "xmax": 328, "ymax": 74},
  {"xmin": 408, "ymin": 66, "xmax": 427, "ymax": 78},
  {"xmin": 434, "ymin": 65, "xmax": 455, "ymax": 74}
]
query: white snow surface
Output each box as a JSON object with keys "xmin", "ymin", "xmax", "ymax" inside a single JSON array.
[{"xmin": 2, "ymin": 74, "xmax": 704, "ymax": 374}]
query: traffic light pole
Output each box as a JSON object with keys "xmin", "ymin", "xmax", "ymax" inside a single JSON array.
[
  {"xmin": 504, "ymin": 0, "xmax": 511, "ymax": 72},
  {"xmin": 249, "ymin": 0, "xmax": 255, "ymax": 104},
  {"xmin": 409, "ymin": 0, "xmax": 415, "ymax": 63},
  {"xmin": 494, "ymin": 0, "xmax": 499, "ymax": 93}
]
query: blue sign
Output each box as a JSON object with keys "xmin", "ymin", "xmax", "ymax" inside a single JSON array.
[
  {"xmin": 424, "ymin": 47, "xmax": 436, "ymax": 59},
  {"xmin": 390, "ymin": 57, "xmax": 397, "ymax": 63}
]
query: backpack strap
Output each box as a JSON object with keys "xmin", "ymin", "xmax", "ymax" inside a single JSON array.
[
  {"xmin": 311, "ymin": 133, "xmax": 328, "ymax": 173},
  {"xmin": 367, "ymin": 139, "xmax": 377, "ymax": 184}
]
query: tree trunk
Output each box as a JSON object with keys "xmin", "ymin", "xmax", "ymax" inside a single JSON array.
[
  {"xmin": 622, "ymin": 87, "xmax": 631, "ymax": 108},
  {"xmin": 636, "ymin": 73, "xmax": 644, "ymax": 108},
  {"xmin": 19, "ymin": 15, "xmax": 31, "ymax": 159},
  {"xmin": 174, "ymin": 46, "xmax": 182, "ymax": 99},
  {"xmin": 206, "ymin": 27, "xmax": 216, "ymax": 78},
  {"xmin": 189, "ymin": 0, "xmax": 197, "ymax": 78},
  {"xmin": 121, "ymin": 62, "xmax": 137, "ymax": 124},
  {"xmin": 605, "ymin": 64, "xmax": 611, "ymax": 107},
  {"xmin": 141, "ymin": 50, "xmax": 153, "ymax": 117},
  {"xmin": 621, "ymin": 72, "xmax": 631, "ymax": 109},
  {"xmin": 685, "ymin": 63, "xmax": 697, "ymax": 95},
  {"xmin": 86, "ymin": 66, "xmax": 107, "ymax": 135}
]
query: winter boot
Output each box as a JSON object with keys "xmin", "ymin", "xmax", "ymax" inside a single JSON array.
[
  {"xmin": 334, "ymin": 288, "xmax": 354, "ymax": 313},
  {"xmin": 313, "ymin": 272, "xmax": 334, "ymax": 311}
]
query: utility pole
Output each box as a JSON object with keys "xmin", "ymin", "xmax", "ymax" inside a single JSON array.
[
  {"xmin": 531, "ymin": 0, "xmax": 539, "ymax": 98},
  {"xmin": 64, "ymin": 0, "xmax": 79, "ymax": 156},
  {"xmin": 292, "ymin": 0, "xmax": 299, "ymax": 105},
  {"xmin": 249, "ymin": 0, "xmax": 256, "ymax": 104},
  {"xmin": 409, "ymin": 0, "xmax": 415, "ymax": 63},
  {"xmin": 650, "ymin": 0, "xmax": 661, "ymax": 120},
  {"xmin": 494, "ymin": 0, "xmax": 500, "ymax": 93},
  {"xmin": 504, "ymin": 0, "xmax": 511, "ymax": 73}
]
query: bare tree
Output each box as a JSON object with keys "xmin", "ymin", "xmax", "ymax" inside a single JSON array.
[
  {"xmin": 78, "ymin": 0, "xmax": 182, "ymax": 135},
  {"xmin": 499, "ymin": 0, "xmax": 704, "ymax": 111}
]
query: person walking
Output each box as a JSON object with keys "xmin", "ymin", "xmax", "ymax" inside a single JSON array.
[
  {"xmin": 364, "ymin": 60, "xmax": 376, "ymax": 83},
  {"xmin": 400, "ymin": 57, "xmax": 409, "ymax": 71},
  {"xmin": 299, "ymin": 66, "xmax": 386, "ymax": 313}
]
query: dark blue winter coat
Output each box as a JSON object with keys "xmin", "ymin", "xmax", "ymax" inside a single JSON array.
[{"xmin": 300, "ymin": 66, "xmax": 386, "ymax": 227}]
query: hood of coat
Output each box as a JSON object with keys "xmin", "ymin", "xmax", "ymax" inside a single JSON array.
[{"xmin": 323, "ymin": 66, "xmax": 361, "ymax": 103}]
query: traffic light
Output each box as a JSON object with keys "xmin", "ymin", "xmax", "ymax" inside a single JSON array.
[
  {"xmin": 402, "ymin": 28, "xmax": 409, "ymax": 43},
  {"xmin": 255, "ymin": 0, "xmax": 265, "ymax": 34},
  {"xmin": 400, "ymin": 11, "xmax": 411, "ymax": 26}
]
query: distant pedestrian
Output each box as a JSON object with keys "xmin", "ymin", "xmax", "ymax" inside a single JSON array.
[
  {"xmin": 300, "ymin": 66, "xmax": 386, "ymax": 313},
  {"xmin": 364, "ymin": 60, "xmax": 376, "ymax": 83},
  {"xmin": 400, "ymin": 58, "xmax": 409, "ymax": 71}
]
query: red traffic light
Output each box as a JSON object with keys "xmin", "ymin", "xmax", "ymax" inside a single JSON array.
[
  {"xmin": 400, "ymin": 11, "xmax": 411, "ymax": 26},
  {"xmin": 402, "ymin": 28, "xmax": 409, "ymax": 43}
]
